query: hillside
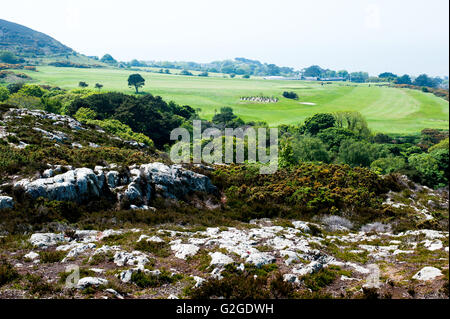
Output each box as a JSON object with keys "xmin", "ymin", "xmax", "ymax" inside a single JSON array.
[
  {"xmin": 0, "ymin": 19, "xmax": 74, "ymax": 57},
  {"xmin": 0, "ymin": 104, "xmax": 448, "ymax": 299}
]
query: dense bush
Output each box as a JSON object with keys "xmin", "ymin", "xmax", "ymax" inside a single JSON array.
[
  {"xmin": 370, "ymin": 157, "xmax": 406, "ymax": 174},
  {"xmin": 302, "ymin": 113, "xmax": 335, "ymax": 135},
  {"xmin": 282, "ymin": 91, "xmax": 298, "ymax": 99},
  {"xmin": 409, "ymin": 148, "xmax": 449, "ymax": 188},
  {"xmin": 0, "ymin": 259, "xmax": 20, "ymax": 286},
  {"xmin": 212, "ymin": 163, "xmax": 394, "ymax": 217},
  {"xmin": 0, "ymin": 86, "xmax": 9, "ymax": 102},
  {"xmin": 292, "ymin": 136, "xmax": 330, "ymax": 163},
  {"xmin": 338, "ymin": 140, "xmax": 389, "ymax": 167},
  {"xmin": 17, "ymin": 84, "xmax": 46, "ymax": 98}
]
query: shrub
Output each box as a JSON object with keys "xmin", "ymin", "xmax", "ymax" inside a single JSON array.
[
  {"xmin": 429, "ymin": 138, "xmax": 449, "ymax": 153},
  {"xmin": 180, "ymin": 70, "xmax": 193, "ymax": 76},
  {"xmin": 370, "ymin": 156, "xmax": 406, "ymax": 174},
  {"xmin": 74, "ymin": 107, "xmax": 97, "ymax": 121},
  {"xmin": 360, "ymin": 222, "xmax": 392, "ymax": 233},
  {"xmin": 282, "ymin": 91, "xmax": 298, "ymax": 99},
  {"xmin": 25, "ymin": 274, "xmax": 57, "ymax": 296},
  {"xmin": 408, "ymin": 150, "xmax": 448, "ymax": 188},
  {"xmin": 131, "ymin": 270, "xmax": 177, "ymax": 288},
  {"xmin": 0, "ymin": 51, "xmax": 22, "ymax": 64},
  {"xmin": 6, "ymin": 82, "xmax": 24, "ymax": 94},
  {"xmin": 134, "ymin": 240, "xmax": 170, "ymax": 257},
  {"xmin": 322, "ymin": 215, "xmax": 354, "ymax": 231},
  {"xmin": 301, "ymin": 268, "xmax": 337, "ymax": 291},
  {"xmin": 6, "ymin": 93, "xmax": 42, "ymax": 109},
  {"xmin": 17, "ymin": 84, "xmax": 46, "ymax": 98},
  {"xmin": 317, "ymin": 127, "xmax": 356, "ymax": 153},
  {"xmin": 0, "ymin": 259, "xmax": 20, "ymax": 286},
  {"xmin": 84, "ymin": 118, "xmax": 155, "ymax": 148},
  {"xmin": 0, "ymin": 86, "xmax": 10, "ymax": 102},
  {"xmin": 39, "ymin": 250, "xmax": 66, "ymax": 263},
  {"xmin": 338, "ymin": 140, "xmax": 389, "ymax": 167},
  {"xmin": 292, "ymin": 136, "xmax": 330, "ymax": 163}
]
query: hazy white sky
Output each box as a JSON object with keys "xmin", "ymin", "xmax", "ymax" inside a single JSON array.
[{"xmin": 2, "ymin": 0, "xmax": 449, "ymax": 76}]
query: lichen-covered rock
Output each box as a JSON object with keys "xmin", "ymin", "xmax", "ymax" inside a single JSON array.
[
  {"xmin": 15, "ymin": 168, "xmax": 102, "ymax": 202},
  {"xmin": 171, "ymin": 243, "xmax": 199, "ymax": 259},
  {"xmin": 0, "ymin": 196, "xmax": 14, "ymax": 209},
  {"xmin": 245, "ymin": 252, "xmax": 276, "ymax": 268},
  {"xmin": 29, "ymin": 233, "xmax": 66, "ymax": 248},
  {"xmin": 76, "ymin": 277, "xmax": 108, "ymax": 289},
  {"xmin": 209, "ymin": 252, "xmax": 234, "ymax": 267},
  {"xmin": 412, "ymin": 267, "xmax": 443, "ymax": 281},
  {"xmin": 13, "ymin": 162, "xmax": 216, "ymax": 207}
]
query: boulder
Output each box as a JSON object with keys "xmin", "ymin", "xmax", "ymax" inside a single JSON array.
[
  {"xmin": 412, "ymin": 267, "xmax": 443, "ymax": 281},
  {"xmin": 24, "ymin": 251, "xmax": 39, "ymax": 260},
  {"xmin": 0, "ymin": 196, "xmax": 14, "ymax": 209},
  {"xmin": 245, "ymin": 252, "xmax": 276, "ymax": 268},
  {"xmin": 76, "ymin": 277, "xmax": 108, "ymax": 289},
  {"xmin": 113, "ymin": 251, "xmax": 149, "ymax": 267},
  {"xmin": 29, "ymin": 233, "xmax": 66, "ymax": 248},
  {"xmin": 171, "ymin": 243, "xmax": 199, "ymax": 259},
  {"xmin": 209, "ymin": 252, "xmax": 234, "ymax": 267}
]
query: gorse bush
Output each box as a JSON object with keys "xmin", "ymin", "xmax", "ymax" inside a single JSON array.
[{"xmin": 212, "ymin": 163, "xmax": 395, "ymax": 216}]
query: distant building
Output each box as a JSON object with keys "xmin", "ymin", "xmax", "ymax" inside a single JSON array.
[
  {"xmin": 303, "ymin": 76, "xmax": 319, "ymax": 81},
  {"xmin": 318, "ymin": 77, "xmax": 346, "ymax": 81}
]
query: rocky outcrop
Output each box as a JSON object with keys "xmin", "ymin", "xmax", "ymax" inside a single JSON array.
[
  {"xmin": 14, "ymin": 162, "xmax": 217, "ymax": 207},
  {"xmin": 15, "ymin": 168, "xmax": 101, "ymax": 202}
]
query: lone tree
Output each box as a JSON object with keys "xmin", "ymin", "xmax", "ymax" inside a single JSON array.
[
  {"xmin": 128, "ymin": 74, "xmax": 145, "ymax": 93},
  {"xmin": 95, "ymin": 83, "xmax": 103, "ymax": 90},
  {"xmin": 78, "ymin": 81, "xmax": 88, "ymax": 88}
]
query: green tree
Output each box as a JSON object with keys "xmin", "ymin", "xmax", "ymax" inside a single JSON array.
[
  {"xmin": 0, "ymin": 87, "xmax": 10, "ymax": 102},
  {"xmin": 302, "ymin": 113, "xmax": 335, "ymax": 135},
  {"xmin": 212, "ymin": 107, "xmax": 237, "ymax": 125},
  {"xmin": 128, "ymin": 74, "xmax": 146, "ymax": 93},
  {"xmin": 370, "ymin": 156, "xmax": 406, "ymax": 174},
  {"xmin": 413, "ymin": 74, "xmax": 436, "ymax": 88},
  {"xmin": 338, "ymin": 140, "xmax": 389, "ymax": 167},
  {"xmin": 78, "ymin": 81, "xmax": 89, "ymax": 88},
  {"xmin": 100, "ymin": 54, "xmax": 117, "ymax": 64},
  {"xmin": 317, "ymin": 127, "xmax": 356, "ymax": 152},
  {"xmin": 292, "ymin": 136, "xmax": 330, "ymax": 163},
  {"xmin": 396, "ymin": 74, "xmax": 412, "ymax": 85},
  {"xmin": 408, "ymin": 150, "xmax": 448, "ymax": 188},
  {"xmin": 0, "ymin": 51, "xmax": 21, "ymax": 64},
  {"xmin": 303, "ymin": 65, "xmax": 323, "ymax": 78},
  {"xmin": 17, "ymin": 84, "xmax": 46, "ymax": 98},
  {"xmin": 333, "ymin": 111, "xmax": 370, "ymax": 137},
  {"xmin": 95, "ymin": 83, "xmax": 103, "ymax": 90}
]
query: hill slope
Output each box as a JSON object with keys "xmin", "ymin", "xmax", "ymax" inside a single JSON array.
[{"xmin": 0, "ymin": 19, "xmax": 74, "ymax": 57}]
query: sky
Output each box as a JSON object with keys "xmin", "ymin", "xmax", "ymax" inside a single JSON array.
[{"xmin": 1, "ymin": 0, "xmax": 449, "ymax": 76}]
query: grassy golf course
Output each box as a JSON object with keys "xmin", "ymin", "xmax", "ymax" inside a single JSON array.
[{"xmin": 21, "ymin": 66, "xmax": 449, "ymax": 134}]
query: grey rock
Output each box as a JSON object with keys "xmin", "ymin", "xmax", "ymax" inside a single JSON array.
[
  {"xmin": 76, "ymin": 277, "xmax": 108, "ymax": 289},
  {"xmin": 15, "ymin": 168, "xmax": 101, "ymax": 202},
  {"xmin": 0, "ymin": 196, "xmax": 14, "ymax": 209}
]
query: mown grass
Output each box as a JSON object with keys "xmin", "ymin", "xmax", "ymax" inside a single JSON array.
[{"xmin": 19, "ymin": 66, "xmax": 449, "ymax": 134}]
